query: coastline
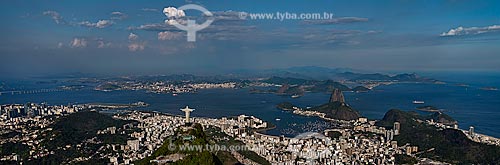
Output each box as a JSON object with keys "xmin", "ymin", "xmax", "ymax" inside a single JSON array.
[
  {"xmin": 277, "ymin": 104, "xmax": 500, "ymax": 141},
  {"xmin": 2, "ymin": 82, "xmax": 500, "ymax": 140}
]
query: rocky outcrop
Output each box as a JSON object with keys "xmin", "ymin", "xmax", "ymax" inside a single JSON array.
[
  {"xmin": 276, "ymin": 84, "xmax": 289, "ymax": 94},
  {"xmin": 329, "ymin": 88, "xmax": 345, "ymax": 103},
  {"xmin": 302, "ymin": 88, "xmax": 361, "ymax": 120}
]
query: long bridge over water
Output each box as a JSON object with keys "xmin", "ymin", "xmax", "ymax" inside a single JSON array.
[{"xmin": 0, "ymin": 89, "xmax": 64, "ymax": 95}]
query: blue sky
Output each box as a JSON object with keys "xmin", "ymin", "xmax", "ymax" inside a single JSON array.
[{"xmin": 1, "ymin": 0, "xmax": 500, "ymax": 76}]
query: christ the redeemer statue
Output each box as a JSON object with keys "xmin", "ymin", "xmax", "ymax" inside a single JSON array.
[{"xmin": 180, "ymin": 106, "xmax": 195, "ymax": 123}]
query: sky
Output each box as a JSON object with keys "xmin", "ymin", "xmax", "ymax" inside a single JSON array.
[{"xmin": 1, "ymin": 0, "xmax": 500, "ymax": 76}]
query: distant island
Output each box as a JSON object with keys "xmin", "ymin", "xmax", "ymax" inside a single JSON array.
[
  {"xmin": 416, "ymin": 105, "xmax": 441, "ymax": 112},
  {"xmin": 95, "ymin": 83, "xmax": 121, "ymax": 91},
  {"xmin": 276, "ymin": 102, "xmax": 296, "ymax": 111}
]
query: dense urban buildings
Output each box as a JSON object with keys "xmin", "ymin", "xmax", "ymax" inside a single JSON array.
[{"xmin": 2, "ymin": 101, "xmax": 499, "ymax": 164}]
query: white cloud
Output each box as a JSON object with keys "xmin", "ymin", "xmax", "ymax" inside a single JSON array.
[
  {"xmin": 128, "ymin": 33, "xmax": 139, "ymax": 40},
  {"xmin": 441, "ymin": 27, "xmax": 464, "ymax": 36},
  {"xmin": 78, "ymin": 20, "xmax": 114, "ymax": 28},
  {"xmin": 70, "ymin": 38, "xmax": 87, "ymax": 48},
  {"xmin": 96, "ymin": 20, "xmax": 114, "ymax": 28},
  {"xmin": 158, "ymin": 31, "xmax": 182, "ymax": 40},
  {"xmin": 441, "ymin": 25, "xmax": 500, "ymax": 36},
  {"xmin": 43, "ymin": 11, "xmax": 65, "ymax": 24},
  {"xmin": 128, "ymin": 42, "xmax": 146, "ymax": 51},
  {"xmin": 163, "ymin": 7, "xmax": 185, "ymax": 18},
  {"xmin": 163, "ymin": 7, "xmax": 187, "ymax": 26},
  {"xmin": 165, "ymin": 19, "xmax": 188, "ymax": 25},
  {"xmin": 111, "ymin": 11, "xmax": 127, "ymax": 20},
  {"xmin": 111, "ymin": 11, "xmax": 124, "ymax": 15},
  {"xmin": 127, "ymin": 23, "xmax": 178, "ymax": 31},
  {"xmin": 97, "ymin": 39, "xmax": 111, "ymax": 48},
  {"xmin": 78, "ymin": 21, "xmax": 94, "ymax": 27},
  {"xmin": 127, "ymin": 33, "xmax": 145, "ymax": 51}
]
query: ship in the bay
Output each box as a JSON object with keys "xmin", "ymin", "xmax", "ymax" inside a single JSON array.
[{"xmin": 413, "ymin": 100, "xmax": 425, "ymax": 104}]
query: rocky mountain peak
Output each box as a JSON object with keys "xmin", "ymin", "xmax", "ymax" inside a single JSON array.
[{"xmin": 329, "ymin": 88, "xmax": 345, "ymax": 103}]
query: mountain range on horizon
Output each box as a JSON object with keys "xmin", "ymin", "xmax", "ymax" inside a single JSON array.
[{"xmin": 12, "ymin": 66, "xmax": 429, "ymax": 81}]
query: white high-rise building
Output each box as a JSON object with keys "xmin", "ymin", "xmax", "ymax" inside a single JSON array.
[
  {"xmin": 393, "ymin": 122, "xmax": 401, "ymax": 135},
  {"xmin": 469, "ymin": 126, "xmax": 475, "ymax": 136}
]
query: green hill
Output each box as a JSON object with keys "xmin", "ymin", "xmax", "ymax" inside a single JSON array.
[
  {"xmin": 137, "ymin": 124, "xmax": 269, "ymax": 165},
  {"xmin": 28, "ymin": 111, "xmax": 133, "ymax": 164},
  {"xmin": 377, "ymin": 109, "xmax": 500, "ymax": 164},
  {"xmin": 352, "ymin": 86, "xmax": 370, "ymax": 92},
  {"xmin": 309, "ymin": 101, "xmax": 361, "ymax": 120},
  {"xmin": 377, "ymin": 109, "xmax": 456, "ymax": 127},
  {"xmin": 276, "ymin": 102, "xmax": 296, "ymax": 110}
]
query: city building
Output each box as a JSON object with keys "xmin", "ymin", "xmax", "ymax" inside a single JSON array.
[{"xmin": 394, "ymin": 122, "xmax": 401, "ymax": 135}]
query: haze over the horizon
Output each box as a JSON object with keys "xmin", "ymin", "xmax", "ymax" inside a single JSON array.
[{"xmin": 1, "ymin": 0, "xmax": 500, "ymax": 76}]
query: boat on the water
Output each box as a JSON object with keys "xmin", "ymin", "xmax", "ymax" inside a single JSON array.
[
  {"xmin": 275, "ymin": 118, "xmax": 281, "ymax": 121},
  {"xmin": 291, "ymin": 94, "xmax": 301, "ymax": 98},
  {"xmin": 413, "ymin": 100, "xmax": 425, "ymax": 104}
]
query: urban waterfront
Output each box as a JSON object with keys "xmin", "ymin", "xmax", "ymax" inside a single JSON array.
[{"xmin": 1, "ymin": 76, "xmax": 499, "ymax": 138}]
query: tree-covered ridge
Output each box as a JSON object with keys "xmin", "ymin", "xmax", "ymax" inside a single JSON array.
[
  {"xmin": 136, "ymin": 124, "xmax": 269, "ymax": 165},
  {"xmin": 377, "ymin": 109, "xmax": 500, "ymax": 164},
  {"xmin": 377, "ymin": 109, "xmax": 456, "ymax": 127},
  {"xmin": 276, "ymin": 102, "xmax": 296, "ymax": 110},
  {"xmin": 27, "ymin": 111, "xmax": 134, "ymax": 164}
]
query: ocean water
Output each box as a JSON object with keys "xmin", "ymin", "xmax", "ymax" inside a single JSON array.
[
  {"xmin": 1, "ymin": 72, "xmax": 499, "ymax": 137},
  {"xmin": 345, "ymin": 83, "xmax": 500, "ymax": 137},
  {"xmin": 0, "ymin": 87, "xmax": 326, "ymax": 137}
]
